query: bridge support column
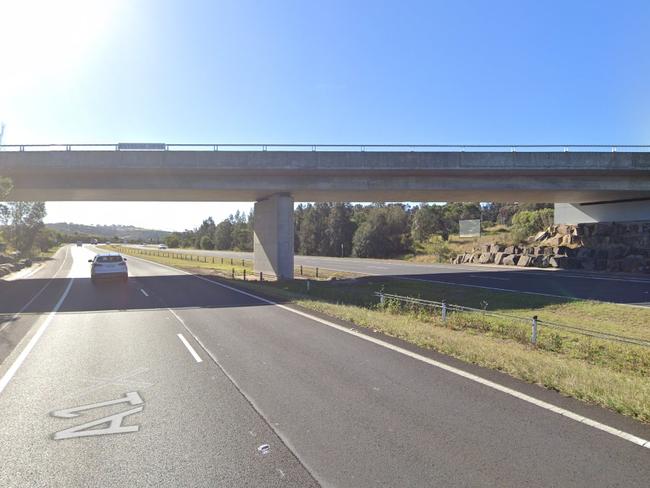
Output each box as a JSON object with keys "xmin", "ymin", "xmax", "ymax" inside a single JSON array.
[
  {"xmin": 254, "ymin": 194, "xmax": 294, "ymax": 279},
  {"xmin": 555, "ymin": 201, "xmax": 650, "ymax": 224}
]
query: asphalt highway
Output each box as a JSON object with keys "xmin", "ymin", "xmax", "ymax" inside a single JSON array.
[
  {"xmin": 1, "ymin": 245, "xmax": 649, "ymax": 487},
  {"xmin": 130, "ymin": 245, "xmax": 650, "ymax": 305}
]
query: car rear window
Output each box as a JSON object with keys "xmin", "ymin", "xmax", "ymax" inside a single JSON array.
[{"xmin": 96, "ymin": 255, "xmax": 123, "ymax": 263}]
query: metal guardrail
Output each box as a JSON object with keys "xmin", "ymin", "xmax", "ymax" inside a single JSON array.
[
  {"xmin": 374, "ymin": 292, "xmax": 650, "ymax": 348},
  {"xmin": 2, "ymin": 143, "xmax": 650, "ymax": 152}
]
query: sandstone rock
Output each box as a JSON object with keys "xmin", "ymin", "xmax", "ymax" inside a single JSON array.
[
  {"xmin": 517, "ymin": 255, "xmax": 533, "ymax": 267},
  {"xmin": 490, "ymin": 244, "xmax": 504, "ymax": 253},
  {"xmin": 494, "ymin": 252, "xmax": 508, "ymax": 265},
  {"xmin": 621, "ymin": 255, "xmax": 646, "ymax": 273},
  {"xmin": 549, "ymin": 255, "xmax": 568, "ymax": 268},
  {"xmin": 577, "ymin": 248, "xmax": 595, "ymax": 260},
  {"xmin": 580, "ymin": 259, "xmax": 596, "ymax": 271},
  {"xmin": 533, "ymin": 230, "xmax": 549, "ymax": 242},
  {"xmin": 502, "ymin": 255, "xmax": 520, "ymax": 266},
  {"xmin": 478, "ymin": 252, "xmax": 495, "ymax": 264},
  {"xmin": 504, "ymin": 246, "xmax": 520, "ymax": 254},
  {"xmin": 480, "ymin": 244, "xmax": 491, "ymax": 253}
]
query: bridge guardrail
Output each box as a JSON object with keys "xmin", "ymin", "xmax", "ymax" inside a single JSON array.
[{"xmin": 3, "ymin": 143, "xmax": 650, "ymax": 152}]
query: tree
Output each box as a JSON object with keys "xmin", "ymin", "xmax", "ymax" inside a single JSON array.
[
  {"xmin": 214, "ymin": 219, "xmax": 234, "ymax": 249},
  {"xmin": 297, "ymin": 203, "xmax": 331, "ymax": 255},
  {"xmin": 199, "ymin": 235, "xmax": 214, "ymax": 250},
  {"xmin": 352, "ymin": 205, "xmax": 412, "ymax": 258},
  {"xmin": 326, "ymin": 203, "xmax": 356, "ymax": 256},
  {"xmin": 165, "ymin": 233, "xmax": 181, "ymax": 248},
  {"xmin": 511, "ymin": 208, "xmax": 554, "ymax": 241},
  {"xmin": 0, "ymin": 201, "xmax": 47, "ymax": 255}
]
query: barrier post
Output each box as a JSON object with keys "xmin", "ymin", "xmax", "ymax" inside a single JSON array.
[{"xmin": 531, "ymin": 315, "xmax": 538, "ymax": 344}]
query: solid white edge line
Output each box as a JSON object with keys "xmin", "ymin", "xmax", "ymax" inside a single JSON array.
[
  {"xmin": 0, "ymin": 247, "xmax": 70, "ymax": 333},
  {"xmin": 0, "ymin": 273, "xmax": 74, "ymax": 395},
  {"xmin": 124, "ymin": 252, "xmax": 650, "ymax": 449},
  {"xmin": 176, "ymin": 333, "xmax": 203, "ymax": 363}
]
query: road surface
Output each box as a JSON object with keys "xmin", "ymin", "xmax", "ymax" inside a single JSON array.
[
  {"xmin": 1, "ymin": 245, "xmax": 649, "ymax": 487},
  {"xmin": 129, "ymin": 245, "xmax": 650, "ymax": 305}
]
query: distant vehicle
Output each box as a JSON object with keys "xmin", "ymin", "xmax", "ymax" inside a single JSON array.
[
  {"xmin": 158, "ymin": 244, "xmax": 168, "ymax": 249},
  {"xmin": 88, "ymin": 253, "xmax": 128, "ymax": 283},
  {"xmin": 76, "ymin": 241, "xmax": 83, "ymax": 247},
  {"xmin": 91, "ymin": 238, "xmax": 98, "ymax": 245}
]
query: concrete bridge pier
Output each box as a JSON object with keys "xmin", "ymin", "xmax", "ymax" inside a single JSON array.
[
  {"xmin": 253, "ymin": 194, "xmax": 295, "ymax": 279},
  {"xmin": 555, "ymin": 200, "xmax": 650, "ymax": 224}
]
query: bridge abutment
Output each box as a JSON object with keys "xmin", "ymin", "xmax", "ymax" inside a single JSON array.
[
  {"xmin": 554, "ymin": 201, "xmax": 650, "ymax": 224},
  {"xmin": 253, "ymin": 194, "xmax": 294, "ymax": 279}
]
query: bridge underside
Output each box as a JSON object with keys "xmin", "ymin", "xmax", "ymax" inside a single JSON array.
[{"xmin": 2, "ymin": 149, "xmax": 649, "ymax": 277}]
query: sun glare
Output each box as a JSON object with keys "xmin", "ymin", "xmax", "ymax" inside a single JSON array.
[{"xmin": 0, "ymin": 0, "xmax": 123, "ymax": 92}]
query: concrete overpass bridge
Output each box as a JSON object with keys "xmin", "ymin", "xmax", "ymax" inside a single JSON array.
[{"xmin": 1, "ymin": 143, "xmax": 649, "ymax": 278}]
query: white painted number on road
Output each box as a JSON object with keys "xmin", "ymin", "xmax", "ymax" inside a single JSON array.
[{"xmin": 51, "ymin": 391, "xmax": 144, "ymax": 440}]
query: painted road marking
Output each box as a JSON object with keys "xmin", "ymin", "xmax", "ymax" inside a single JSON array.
[
  {"xmin": 52, "ymin": 391, "xmax": 143, "ymax": 418},
  {"xmin": 0, "ymin": 272, "xmax": 74, "ymax": 396},
  {"xmin": 140, "ymin": 288, "xmax": 149, "ymax": 297},
  {"xmin": 177, "ymin": 333, "xmax": 203, "ymax": 363},
  {"xmin": 52, "ymin": 391, "xmax": 144, "ymax": 440},
  {"xmin": 0, "ymin": 247, "xmax": 70, "ymax": 334},
  {"xmin": 125, "ymin": 253, "xmax": 650, "ymax": 449}
]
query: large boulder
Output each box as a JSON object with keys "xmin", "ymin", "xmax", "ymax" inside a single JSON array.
[
  {"xmin": 478, "ymin": 252, "xmax": 495, "ymax": 264},
  {"xmin": 549, "ymin": 255, "xmax": 568, "ymax": 268},
  {"xmin": 621, "ymin": 255, "xmax": 647, "ymax": 273},
  {"xmin": 494, "ymin": 252, "xmax": 508, "ymax": 265},
  {"xmin": 504, "ymin": 245, "xmax": 521, "ymax": 254},
  {"xmin": 490, "ymin": 244, "xmax": 505, "ymax": 253},
  {"xmin": 502, "ymin": 254, "xmax": 520, "ymax": 266},
  {"xmin": 517, "ymin": 255, "xmax": 534, "ymax": 267},
  {"xmin": 533, "ymin": 230, "xmax": 549, "ymax": 242}
]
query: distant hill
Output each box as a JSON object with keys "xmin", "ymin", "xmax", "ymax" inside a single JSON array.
[{"xmin": 46, "ymin": 222, "xmax": 171, "ymax": 242}]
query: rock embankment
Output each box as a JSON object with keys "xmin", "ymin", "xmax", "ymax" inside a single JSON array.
[
  {"xmin": 0, "ymin": 253, "xmax": 33, "ymax": 277},
  {"xmin": 452, "ymin": 221, "xmax": 650, "ymax": 273}
]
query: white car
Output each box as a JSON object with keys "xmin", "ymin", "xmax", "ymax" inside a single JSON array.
[
  {"xmin": 158, "ymin": 244, "xmax": 168, "ymax": 249},
  {"xmin": 89, "ymin": 253, "xmax": 128, "ymax": 283}
]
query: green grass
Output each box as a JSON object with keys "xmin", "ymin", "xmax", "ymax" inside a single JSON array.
[{"xmin": 122, "ymin": 247, "xmax": 650, "ymax": 423}]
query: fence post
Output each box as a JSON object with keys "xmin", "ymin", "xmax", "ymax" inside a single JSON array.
[
  {"xmin": 231, "ymin": 268, "xmax": 235, "ymax": 279},
  {"xmin": 259, "ymin": 271, "xmax": 263, "ymax": 282},
  {"xmin": 316, "ymin": 267, "xmax": 319, "ymax": 278},
  {"xmin": 243, "ymin": 269, "xmax": 246, "ymax": 280},
  {"xmin": 531, "ymin": 315, "xmax": 538, "ymax": 345},
  {"xmin": 230, "ymin": 258, "xmax": 233, "ymax": 265},
  {"xmin": 442, "ymin": 301, "xmax": 447, "ymax": 323},
  {"xmin": 300, "ymin": 265, "xmax": 303, "ymax": 276}
]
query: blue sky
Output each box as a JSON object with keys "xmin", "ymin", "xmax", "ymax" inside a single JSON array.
[{"xmin": 1, "ymin": 0, "xmax": 649, "ymax": 230}]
